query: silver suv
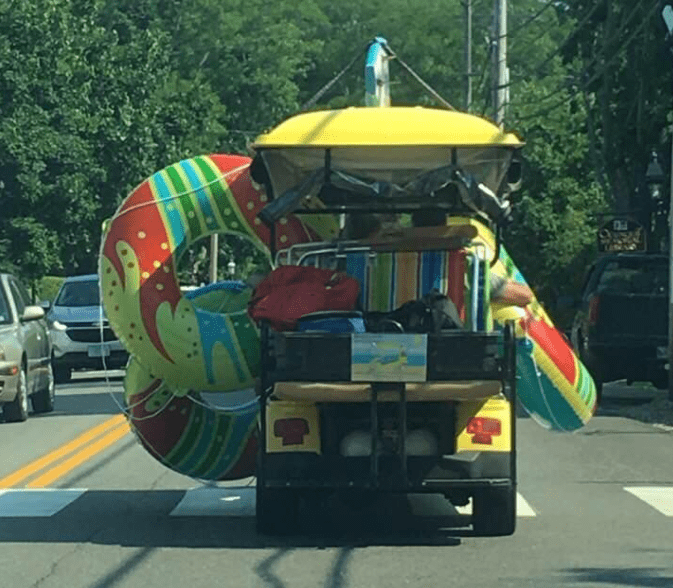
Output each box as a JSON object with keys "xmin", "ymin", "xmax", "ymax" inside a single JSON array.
[{"xmin": 47, "ymin": 274, "xmax": 129, "ymax": 382}]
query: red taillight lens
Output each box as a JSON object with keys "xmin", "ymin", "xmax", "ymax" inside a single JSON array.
[
  {"xmin": 273, "ymin": 418, "xmax": 309, "ymax": 446},
  {"xmin": 467, "ymin": 417, "xmax": 501, "ymax": 435},
  {"xmin": 466, "ymin": 417, "xmax": 501, "ymax": 445},
  {"xmin": 588, "ymin": 295, "xmax": 600, "ymax": 326}
]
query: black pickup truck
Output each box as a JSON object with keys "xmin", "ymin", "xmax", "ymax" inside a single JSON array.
[{"xmin": 570, "ymin": 252, "xmax": 669, "ymax": 401}]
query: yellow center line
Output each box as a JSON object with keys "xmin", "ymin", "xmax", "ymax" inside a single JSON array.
[
  {"xmin": 0, "ymin": 414, "xmax": 127, "ymax": 488},
  {"xmin": 26, "ymin": 421, "xmax": 131, "ymax": 488}
]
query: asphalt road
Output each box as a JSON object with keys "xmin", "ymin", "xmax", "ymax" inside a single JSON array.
[{"xmin": 0, "ymin": 373, "xmax": 672, "ymax": 588}]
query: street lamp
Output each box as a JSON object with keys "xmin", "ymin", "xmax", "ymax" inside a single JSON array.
[
  {"xmin": 227, "ymin": 260, "xmax": 236, "ymax": 278},
  {"xmin": 647, "ymin": 151, "xmax": 665, "ymax": 196},
  {"xmin": 646, "ymin": 151, "xmax": 665, "ymax": 252}
]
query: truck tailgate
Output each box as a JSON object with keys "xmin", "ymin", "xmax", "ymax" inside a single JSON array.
[{"xmin": 595, "ymin": 293, "xmax": 667, "ymax": 339}]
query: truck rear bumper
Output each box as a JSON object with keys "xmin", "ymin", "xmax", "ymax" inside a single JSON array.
[
  {"xmin": 262, "ymin": 451, "xmax": 513, "ymax": 493},
  {"xmin": 586, "ymin": 343, "xmax": 666, "ymax": 381}
]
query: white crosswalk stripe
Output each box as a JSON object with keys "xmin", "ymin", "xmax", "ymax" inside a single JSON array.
[
  {"xmin": 6, "ymin": 486, "xmax": 673, "ymax": 519},
  {"xmin": 0, "ymin": 489, "xmax": 86, "ymax": 517},
  {"xmin": 170, "ymin": 486, "xmax": 256, "ymax": 517},
  {"xmin": 403, "ymin": 491, "xmax": 536, "ymax": 518},
  {"xmin": 450, "ymin": 493, "xmax": 536, "ymax": 517},
  {"xmin": 624, "ymin": 486, "xmax": 673, "ymax": 516}
]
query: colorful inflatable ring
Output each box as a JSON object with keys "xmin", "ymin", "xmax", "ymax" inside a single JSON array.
[
  {"xmin": 449, "ymin": 217, "xmax": 597, "ymax": 431},
  {"xmin": 122, "ymin": 282, "xmax": 260, "ymax": 481},
  {"xmin": 100, "ymin": 154, "xmax": 337, "ymax": 392}
]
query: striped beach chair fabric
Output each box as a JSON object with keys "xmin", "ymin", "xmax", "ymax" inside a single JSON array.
[{"xmin": 344, "ymin": 249, "xmax": 492, "ymax": 331}]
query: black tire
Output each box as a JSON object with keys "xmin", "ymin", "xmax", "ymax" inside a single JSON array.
[
  {"xmin": 594, "ymin": 378, "xmax": 603, "ymax": 407},
  {"xmin": 651, "ymin": 372, "xmax": 669, "ymax": 391},
  {"xmin": 3, "ymin": 363, "xmax": 29, "ymax": 423},
  {"xmin": 32, "ymin": 362, "xmax": 55, "ymax": 414},
  {"xmin": 53, "ymin": 364, "xmax": 71, "ymax": 384},
  {"xmin": 256, "ymin": 487, "xmax": 300, "ymax": 536},
  {"xmin": 472, "ymin": 485, "xmax": 516, "ymax": 537}
]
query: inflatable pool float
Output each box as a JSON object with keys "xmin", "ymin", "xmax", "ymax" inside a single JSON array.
[
  {"xmin": 449, "ymin": 217, "xmax": 597, "ymax": 430},
  {"xmin": 100, "ymin": 154, "xmax": 337, "ymax": 479},
  {"xmin": 100, "ymin": 154, "xmax": 337, "ymax": 392}
]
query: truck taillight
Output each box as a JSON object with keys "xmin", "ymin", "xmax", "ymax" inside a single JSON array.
[
  {"xmin": 588, "ymin": 295, "xmax": 600, "ymax": 326},
  {"xmin": 466, "ymin": 417, "xmax": 501, "ymax": 445}
]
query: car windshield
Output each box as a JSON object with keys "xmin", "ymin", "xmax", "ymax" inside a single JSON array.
[
  {"xmin": 597, "ymin": 259, "xmax": 668, "ymax": 295},
  {"xmin": 54, "ymin": 280, "xmax": 101, "ymax": 307},
  {"xmin": 0, "ymin": 287, "xmax": 10, "ymax": 324}
]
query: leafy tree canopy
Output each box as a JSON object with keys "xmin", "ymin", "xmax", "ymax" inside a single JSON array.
[{"xmin": 0, "ymin": 0, "xmax": 669, "ymax": 316}]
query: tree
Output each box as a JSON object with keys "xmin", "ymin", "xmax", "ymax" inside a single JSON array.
[
  {"xmin": 559, "ymin": 0, "xmax": 673, "ymax": 223},
  {"xmin": 0, "ymin": 0, "xmax": 228, "ymax": 277},
  {"xmin": 155, "ymin": 0, "xmax": 328, "ymax": 151}
]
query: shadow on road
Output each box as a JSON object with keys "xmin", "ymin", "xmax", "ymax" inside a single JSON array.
[
  {"xmin": 560, "ymin": 566, "xmax": 673, "ymax": 587},
  {"xmin": 45, "ymin": 391, "xmax": 126, "ymax": 416},
  {"xmin": 0, "ymin": 489, "xmax": 466, "ymax": 549}
]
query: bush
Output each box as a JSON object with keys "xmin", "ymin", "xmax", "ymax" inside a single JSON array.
[{"xmin": 36, "ymin": 276, "xmax": 64, "ymax": 303}]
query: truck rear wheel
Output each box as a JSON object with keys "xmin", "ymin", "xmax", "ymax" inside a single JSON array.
[
  {"xmin": 472, "ymin": 485, "xmax": 516, "ymax": 537},
  {"xmin": 256, "ymin": 487, "xmax": 300, "ymax": 536},
  {"xmin": 651, "ymin": 372, "xmax": 668, "ymax": 390}
]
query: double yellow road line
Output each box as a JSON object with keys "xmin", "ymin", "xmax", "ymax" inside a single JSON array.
[{"xmin": 0, "ymin": 414, "xmax": 131, "ymax": 489}]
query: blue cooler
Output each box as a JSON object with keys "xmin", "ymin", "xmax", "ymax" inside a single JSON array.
[{"xmin": 297, "ymin": 311, "xmax": 365, "ymax": 333}]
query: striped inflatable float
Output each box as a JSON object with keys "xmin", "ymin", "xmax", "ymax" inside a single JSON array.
[
  {"xmin": 449, "ymin": 217, "xmax": 598, "ymax": 431},
  {"xmin": 100, "ymin": 154, "xmax": 337, "ymax": 480}
]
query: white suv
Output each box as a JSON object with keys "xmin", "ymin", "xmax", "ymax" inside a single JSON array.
[{"xmin": 47, "ymin": 274, "xmax": 129, "ymax": 382}]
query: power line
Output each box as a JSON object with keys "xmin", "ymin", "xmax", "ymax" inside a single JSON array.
[
  {"xmin": 475, "ymin": 37, "xmax": 495, "ymax": 116},
  {"xmin": 509, "ymin": 0, "xmax": 652, "ymax": 108},
  {"xmin": 511, "ymin": 0, "xmax": 661, "ymax": 124},
  {"xmin": 529, "ymin": 0, "xmax": 605, "ymax": 78},
  {"xmin": 507, "ymin": 0, "xmax": 556, "ymax": 40},
  {"xmin": 472, "ymin": 0, "xmax": 603, "ymax": 116}
]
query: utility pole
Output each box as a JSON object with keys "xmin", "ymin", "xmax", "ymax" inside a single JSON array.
[
  {"xmin": 464, "ymin": 0, "xmax": 473, "ymax": 110},
  {"xmin": 494, "ymin": 0, "xmax": 508, "ymax": 125},
  {"xmin": 662, "ymin": 4, "xmax": 673, "ymax": 400},
  {"xmin": 209, "ymin": 234, "xmax": 218, "ymax": 283}
]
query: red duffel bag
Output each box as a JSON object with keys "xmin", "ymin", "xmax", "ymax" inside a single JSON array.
[{"xmin": 248, "ymin": 266, "xmax": 360, "ymax": 331}]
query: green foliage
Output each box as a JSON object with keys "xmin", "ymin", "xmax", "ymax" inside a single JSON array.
[
  {"xmin": 36, "ymin": 275, "xmax": 64, "ymax": 303},
  {"xmin": 163, "ymin": 0, "xmax": 328, "ymax": 148},
  {"xmin": 559, "ymin": 0, "xmax": 673, "ymax": 217},
  {"xmin": 0, "ymin": 0, "xmax": 661, "ymax": 307},
  {"xmin": 176, "ymin": 235, "xmax": 270, "ymax": 287},
  {"xmin": 507, "ymin": 76, "xmax": 609, "ymax": 306},
  {"xmin": 0, "ymin": 0, "xmax": 228, "ymax": 277}
]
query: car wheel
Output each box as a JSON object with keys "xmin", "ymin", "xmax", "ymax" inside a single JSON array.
[
  {"xmin": 32, "ymin": 362, "xmax": 55, "ymax": 414},
  {"xmin": 3, "ymin": 363, "xmax": 29, "ymax": 422},
  {"xmin": 472, "ymin": 484, "xmax": 516, "ymax": 537},
  {"xmin": 53, "ymin": 364, "xmax": 71, "ymax": 384}
]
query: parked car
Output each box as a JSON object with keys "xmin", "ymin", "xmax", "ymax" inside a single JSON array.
[
  {"xmin": 571, "ymin": 252, "xmax": 668, "ymax": 403},
  {"xmin": 0, "ymin": 273, "xmax": 55, "ymax": 421},
  {"xmin": 47, "ymin": 274, "xmax": 129, "ymax": 383}
]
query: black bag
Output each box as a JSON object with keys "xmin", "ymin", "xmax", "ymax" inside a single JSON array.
[
  {"xmin": 365, "ymin": 289, "xmax": 462, "ymax": 334},
  {"xmin": 421, "ymin": 288, "xmax": 464, "ymax": 332}
]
